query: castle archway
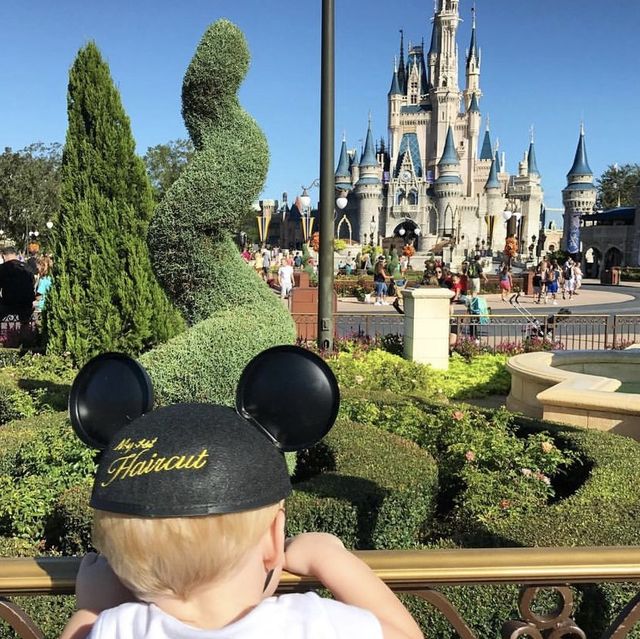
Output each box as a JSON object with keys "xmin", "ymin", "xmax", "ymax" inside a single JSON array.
[
  {"xmin": 393, "ymin": 220, "xmax": 421, "ymax": 249},
  {"xmin": 604, "ymin": 246, "xmax": 623, "ymax": 268}
]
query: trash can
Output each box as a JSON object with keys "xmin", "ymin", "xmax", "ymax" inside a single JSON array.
[
  {"xmin": 611, "ymin": 266, "xmax": 621, "ymax": 285},
  {"xmin": 600, "ymin": 267, "xmax": 621, "ymax": 286}
]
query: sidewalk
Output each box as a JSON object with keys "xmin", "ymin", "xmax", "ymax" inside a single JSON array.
[{"xmin": 337, "ymin": 281, "xmax": 634, "ymax": 314}]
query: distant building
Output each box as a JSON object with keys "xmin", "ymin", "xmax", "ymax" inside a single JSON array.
[
  {"xmin": 561, "ymin": 128, "xmax": 640, "ymax": 274},
  {"xmin": 334, "ymin": 0, "xmax": 544, "ymax": 264}
]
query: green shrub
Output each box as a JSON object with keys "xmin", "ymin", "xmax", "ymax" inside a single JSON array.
[
  {"xmin": 0, "ymin": 376, "xmax": 36, "ymax": 424},
  {"xmin": 437, "ymin": 353, "xmax": 511, "ymax": 398},
  {"xmin": 328, "ymin": 350, "xmax": 430, "ymax": 395},
  {"xmin": 0, "ymin": 412, "xmax": 94, "ymax": 542},
  {"xmin": 288, "ymin": 418, "xmax": 438, "ymax": 549},
  {"xmin": 140, "ymin": 306, "xmax": 294, "ymax": 406},
  {"xmin": 47, "ymin": 483, "xmax": 93, "ymax": 555},
  {"xmin": 0, "ymin": 353, "xmax": 77, "ymax": 424},
  {"xmin": 0, "ymin": 349, "xmax": 22, "ymax": 368}
]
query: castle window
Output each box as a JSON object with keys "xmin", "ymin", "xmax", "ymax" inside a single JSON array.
[
  {"xmin": 408, "ymin": 189, "xmax": 418, "ymax": 205},
  {"xmin": 396, "ymin": 189, "xmax": 406, "ymax": 205}
]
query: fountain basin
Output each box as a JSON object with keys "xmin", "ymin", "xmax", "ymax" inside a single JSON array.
[{"xmin": 506, "ymin": 349, "xmax": 640, "ymax": 439}]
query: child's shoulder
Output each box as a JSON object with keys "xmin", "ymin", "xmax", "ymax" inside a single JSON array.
[{"xmin": 89, "ymin": 594, "xmax": 382, "ymax": 638}]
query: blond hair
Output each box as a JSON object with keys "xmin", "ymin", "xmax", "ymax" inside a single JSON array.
[{"xmin": 93, "ymin": 502, "xmax": 281, "ymax": 600}]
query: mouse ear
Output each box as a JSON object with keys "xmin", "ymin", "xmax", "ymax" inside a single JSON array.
[
  {"xmin": 236, "ymin": 345, "xmax": 340, "ymax": 452},
  {"xmin": 68, "ymin": 352, "xmax": 155, "ymax": 450}
]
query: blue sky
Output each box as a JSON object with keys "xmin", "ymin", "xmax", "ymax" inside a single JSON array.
[{"xmin": 1, "ymin": 0, "xmax": 639, "ymax": 224}]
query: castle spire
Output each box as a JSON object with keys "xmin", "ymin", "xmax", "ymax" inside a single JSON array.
[
  {"xmin": 485, "ymin": 154, "xmax": 501, "ymax": 190},
  {"xmin": 479, "ymin": 124, "xmax": 493, "ymax": 160},
  {"xmin": 439, "ymin": 126, "xmax": 460, "ymax": 167},
  {"xmin": 359, "ymin": 118, "xmax": 378, "ymax": 168},
  {"xmin": 468, "ymin": 92, "xmax": 480, "ymax": 114},
  {"xmin": 527, "ymin": 139, "xmax": 540, "ymax": 177},
  {"xmin": 389, "ymin": 58, "xmax": 402, "ymax": 95},
  {"xmin": 397, "ymin": 29, "xmax": 407, "ymax": 94},
  {"xmin": 335, "ymin": 137, "xmax": 351, "ymax": 188},
  {"xmin": 567, "ymin": 125, "xmax": 593, "ymax": 178},
  {"xmin": 466, "ymin": 3, "xmax": 479, "ymax": 67}
]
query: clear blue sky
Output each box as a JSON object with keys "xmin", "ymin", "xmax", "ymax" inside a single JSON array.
[{"xmin": 1, "ymin": 0, "xmax": 639, "ymax": 224}]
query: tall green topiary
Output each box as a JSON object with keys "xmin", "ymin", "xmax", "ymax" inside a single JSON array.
[
  {"xmin": 45, "ymin": 43, "xmax": 184, "ymax": 364},
  {"xmin": 141, "ymin": 20, "xmax": 295, "ymax": 406}
]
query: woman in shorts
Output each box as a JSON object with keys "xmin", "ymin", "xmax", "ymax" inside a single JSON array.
[{"xmin": 373, "ymin": 256, "xmax": 389, "ymax": 305}]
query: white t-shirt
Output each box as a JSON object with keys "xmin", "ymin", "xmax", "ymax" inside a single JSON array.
[
  {"xmin": 278, "ymin": 264, "xmax": 294, "ymax": 288},
  {"xmin": 87, "ymin": 592, "xmax": 383, "ymax": 639}
]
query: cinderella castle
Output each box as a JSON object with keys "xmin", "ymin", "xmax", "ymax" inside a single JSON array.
[{"xmin": 333, "ymin": 0, "xmax": 544, "ymax": 264}]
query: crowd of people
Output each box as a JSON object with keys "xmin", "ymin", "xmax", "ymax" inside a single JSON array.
[
  {"xmin": 531, "ymin": 257, "xmax": 583, "ymax": 305},
  {"xmin": 241, "ymin": 246, "xmax": 310, "ymax": 302}
]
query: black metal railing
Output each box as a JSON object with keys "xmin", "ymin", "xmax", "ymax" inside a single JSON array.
[{"xmin": 292, "ymin": 313, "xmax": 640, "ymax": 351}]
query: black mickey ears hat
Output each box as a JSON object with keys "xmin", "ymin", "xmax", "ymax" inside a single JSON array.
[{"xmin": 69, "ymin": 345, "xmax": 340, "ymax": 517}]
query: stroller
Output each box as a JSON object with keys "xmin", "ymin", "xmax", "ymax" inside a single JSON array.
[
  {"xmin": 509, "ymin": 292, "xmax": 571, "ymax": 340},
  {"xmin": 466, "ymin": 295, "xmax": 490, "ymax": 339}
]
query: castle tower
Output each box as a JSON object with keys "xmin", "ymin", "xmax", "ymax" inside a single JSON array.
[
  {"xmin": 434, "ymin": 126, "xmax": 462, "ymax": 237},
  {"xmin": 430, "ymin": 0, "xmax": 462, "ymax": 167},
  {"xmin": 562, "ymin": 125, "xmax": 596, "ymax": 256},
  {"xmin": 485, "ymin": 151, "xmax": 505, "ymax": 250},
  {"xmin": 466, "ymin": 92, "xmax": 481, "ymax": 197},
  {"xmin": 355, "ymin": 119, "xmax": 383, "ymax": 245},
  {"xmin": 510, "ymin": 137, "xmax": 544, "ymax": 256},
  {"xmin": 463, "ymin": 4, "xmax": 482, "ymax": 110},
  {"xmin": 388, "ymin": 57, "xmax": 403, "ymax": 157}
]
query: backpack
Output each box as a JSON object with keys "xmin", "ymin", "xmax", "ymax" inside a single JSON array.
[
  {"xmin": 468, "ymin": 262, "xmax": 479, "ymax": 278},
  {"xmin": 563, "ymin": 264, "xmax": 573, "ymax": 280}
]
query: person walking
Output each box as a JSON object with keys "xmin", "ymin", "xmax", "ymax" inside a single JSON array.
[
  {"xmin": 373, "ymin": 255, "xmax": 389, "ymax": 305},
  {"xmin": 468, "ymin": 255, "xmax": 487, "ymax": 295},
  {"xmin": 278, "ymin": 257, "xmax": 294, "ymax": 301},
  {"xmin": 262, "ymin": 248, "xmax": 271, "ymax": 282},
  {"xmin": 546, "ymin": 259, "xmax": 561, "ymax": 305},
  {"xmin": 562, "ymin": 259, "xmax": 575, "ymax": 301},
  {"xmin": 499, "ymin": 264, "xmax": 513, "ymax": 302}
]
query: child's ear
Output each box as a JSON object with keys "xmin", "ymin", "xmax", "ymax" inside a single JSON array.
[{"xmin": 263, "ymin": 506, "xmax": 285, "ymax": 570}]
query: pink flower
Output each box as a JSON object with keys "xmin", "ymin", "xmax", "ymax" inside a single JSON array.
[
  {"xmin": 520, "ymin": 468, "xmax": 532, "ymax": 477},
  {"xmin": 499, "ymin": 499, "xmax": 511, "ymax": 510},
  {"xmin": 465, "ymin": 450, "xmax": 476, "ymax": 462},
  {"xmin": 452, "ymin": 410, "xmax": 465, "ymax": 421},
  {"xmin": 541, "ymin": 441, "xmax": 554, "ymax": 453}
]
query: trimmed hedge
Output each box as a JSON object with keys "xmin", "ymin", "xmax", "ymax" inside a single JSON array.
[
  {"xmin": 0, "ymin": 412, "xmax": 94, "ymax": 542},
  {"xmin": 288, "ymin": 418, "xmax": 438, "ymax": 549},
  {"xmin": 139, "ymin": 304, "xmax": 295, "ymax": 406},
  {"xmin": 142, "ymin": 20, "xmax": 296, "ymax": 405}
]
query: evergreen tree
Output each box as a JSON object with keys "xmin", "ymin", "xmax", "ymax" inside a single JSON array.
[{"xmin": 45, "ymin": 43, "xmax": 184, "ymax": 364}]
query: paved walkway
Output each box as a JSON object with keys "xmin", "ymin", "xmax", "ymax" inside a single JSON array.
[{"xmin": 337, "ymin": 279, "xmax": 637, "ymax": 315}]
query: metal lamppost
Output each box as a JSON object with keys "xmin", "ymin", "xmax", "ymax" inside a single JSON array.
[
  {"xmin": 316, "ymin": 0, "xmax": 335, "ymax": 351},
  {"xmin": 299, "ymin": 185, "xmax": 318, "ymax": 244}
]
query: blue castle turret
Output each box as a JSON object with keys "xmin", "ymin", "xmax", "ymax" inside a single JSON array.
[{"xmin": 562, "ymin": 125, "xmax": 597, "ymax": 256}]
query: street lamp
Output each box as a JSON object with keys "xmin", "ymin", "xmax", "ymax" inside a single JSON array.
[
  {"xmin": 369, "ymin": 216, "xmax": 377, "ymax": 247},
  {"xmin": 299, "ymin": 186, "xmax": 316, "ymax": 244}
]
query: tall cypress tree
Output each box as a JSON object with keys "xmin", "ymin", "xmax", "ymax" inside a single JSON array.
[{"xmin": 45, "ymin": 42, "xmax": 184, "ymax": 364}]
